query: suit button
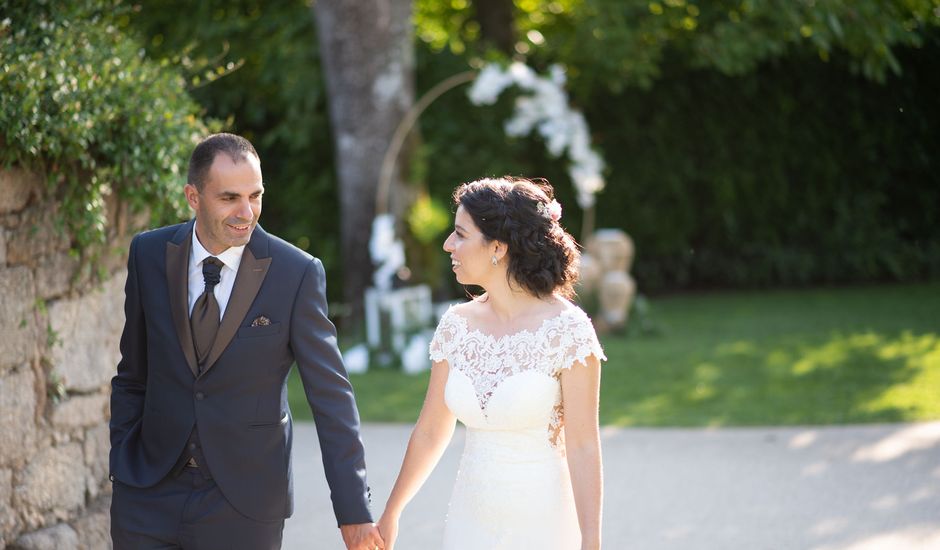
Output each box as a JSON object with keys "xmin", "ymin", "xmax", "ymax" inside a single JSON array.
[
  {"xmin": 189, "ymin": 443, "xmax": 197, "ymax": 451},
  {"xmin": 195, "ymin": 392, "xmax": 205, "ymax": 400}
]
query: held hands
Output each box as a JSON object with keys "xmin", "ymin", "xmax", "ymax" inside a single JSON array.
[
  {"xmin": 339, "ymin": 523, "xmax": 385, "ymax": 550},
  {"xmin": 376, "ymin": 512, "xmax": 400, "ymax": 550}
]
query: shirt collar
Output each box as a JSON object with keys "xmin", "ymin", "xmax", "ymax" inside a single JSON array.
[{"xmin": 191, "ymin": 221, "xmax": 246, "ymax": 271}]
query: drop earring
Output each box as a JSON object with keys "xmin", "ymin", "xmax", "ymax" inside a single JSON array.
[{"xmin": 491, "ymin": 255, "xmax": 498, "ymax": 266}]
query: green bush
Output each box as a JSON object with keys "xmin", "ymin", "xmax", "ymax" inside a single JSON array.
[
  {"xmin": 585, "ymin": 41, "xmax": 940, "ymax": 290},
  {"xmin": 124, "ymin": 0, "xmax": 341, "ymax": 280},
  {"xmin": 115, "ymin": 0, "xmax": 940, "ymax": 296},
  {"xmin": 413, "ymin": 8, "xmax": 940, "ymax": 291},
  {"xmin": 0, "ymin": 0, "xmax": 213, "ymax": 250}
]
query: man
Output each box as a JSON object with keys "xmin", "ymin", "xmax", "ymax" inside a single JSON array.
[{"xmin": 109, "ymin": 133, "xmax": 384, "ymax": 550}]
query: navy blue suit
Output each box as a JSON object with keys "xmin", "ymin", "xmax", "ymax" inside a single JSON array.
[{"xmin": 109, "ymin": 220, "xmax": 371, "ymax": 545}]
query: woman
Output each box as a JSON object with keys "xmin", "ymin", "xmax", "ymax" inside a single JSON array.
[{"xmin": 377, "ymin": 177, "xmax": 606, "ymax": 549}]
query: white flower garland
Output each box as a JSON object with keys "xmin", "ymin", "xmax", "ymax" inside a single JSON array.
[{"xmin": 467, "ymin": 62, "xmax": 606, "ymax": 209}]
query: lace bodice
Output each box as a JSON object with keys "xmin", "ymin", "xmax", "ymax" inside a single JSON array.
[{"xmin": 429, "ymin": 303, "xmax": 605, "ymax": 449}]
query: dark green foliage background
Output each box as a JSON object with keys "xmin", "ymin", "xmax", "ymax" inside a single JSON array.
[
  {"xmin": 123, "ymin": 0, "xmax": 344, "ymax": 284},
  {"xmin": 0, "ymin": 0, "xmax": 212, "ymax": 249},
  {"xmin": 4, "ymin": 0, "xmax": 938, "ymax": 297},
  {"xmin": 414, "ymin": 34, "xmax": 940, "ymax": 293},
  {"xmin": 120, "ymin": 0, "xmax": 940, "ymax": 295},
  {"xmin": 586, "ymin": 42, "xmax": 940, "ymax": 291}
]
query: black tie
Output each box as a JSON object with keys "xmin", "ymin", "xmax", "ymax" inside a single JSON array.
[{"xmin": 191, "ymin": 257, "xmax": 224, "ymax": 369}]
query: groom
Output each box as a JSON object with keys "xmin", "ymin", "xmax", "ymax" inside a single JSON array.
[{"xmin": 109, "ymin": 133, "xmax": 384, "ymax": 550}]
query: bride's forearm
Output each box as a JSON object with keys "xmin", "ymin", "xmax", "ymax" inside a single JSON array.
[
  {"xmin": 567, "ymin": 442, "xmax": 603, "ymax": 548},
  {"xmin": 384, "ymin": 422, "xmax": 455, "ymax": 517}
]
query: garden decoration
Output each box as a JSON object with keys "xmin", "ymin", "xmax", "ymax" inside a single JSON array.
[{"xmin": 362, "ymin": 62, "xmax": 632, "ymax": 371}]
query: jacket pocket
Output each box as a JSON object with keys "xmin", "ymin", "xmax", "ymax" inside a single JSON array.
[
  {"xmin": 247, "ymin": 413, "xmax": 289, "ymax": 430},
  {"xmin": 237, "ymin": 322, "xmax": 282, "ymax": 339}
]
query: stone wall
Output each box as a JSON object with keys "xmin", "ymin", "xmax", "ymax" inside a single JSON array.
[{"xmin": 0, "ymin": 167, "xmax": 136, "ymax": 549}]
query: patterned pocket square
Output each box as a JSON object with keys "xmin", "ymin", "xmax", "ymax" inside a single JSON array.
[{"xmin": 250, "ymin": 315, "xmax": 272, "ymax": 327}]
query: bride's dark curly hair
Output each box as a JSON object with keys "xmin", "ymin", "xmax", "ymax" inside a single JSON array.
[{"xmin": 453, "ymin": 176, "xmax": 580, "ymax": 299}]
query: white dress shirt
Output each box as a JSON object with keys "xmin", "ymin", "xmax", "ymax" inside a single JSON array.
[{"xmin": 188, "ymin": 223, "xmax": 246, "ymax": 320}]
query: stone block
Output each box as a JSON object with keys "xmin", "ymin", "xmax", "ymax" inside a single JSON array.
[
  {"xmin": 5, "ymin": 204, "xmax": 71, "ymax": 266},
  {"xmin": 83, "ymin": 424, "xmax": 109, "ymax": 499},
  {"xmin": 73, "ymin": 496, "xmax": 110, "ymax": 550},
  {"xmin": 0, "ymin": 168, "xmax": 41, "ymax": 215},
  {"xmin": 51, "ymin": 394, "xmax": 109, "ymax": 430},
  {"xmin": 0, "ymin": 267, "xmax": 40, "ymax": 370},
  {"xmin": 0, "ymin": 227, "xmax": 7, "ymax": 265},
  {"xmin": 48, "ymin": 274, "xmax": 124, "ymax": 392},
  {"xmin": 11, "ymin": 523, "xmax": 79, "ymax": 550},
  {"xmin": 14, "ymin": 443, "xmax": 85, "ymax": 513},
  {"xmin": 35, "ymin": 252, "xmax": 82, "ymax": 301},
  {"xmin": 0, "ymin": 366, "xmax": 39, "ymax": 467},
  {"xmin": 0, "ymin": 468, "xmax": 15, "ymax": 540}
]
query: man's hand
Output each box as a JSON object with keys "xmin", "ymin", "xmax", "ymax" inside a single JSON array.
[{"xmin": 339, "ymin": 523, "xmax": 384, "ymax": 550}]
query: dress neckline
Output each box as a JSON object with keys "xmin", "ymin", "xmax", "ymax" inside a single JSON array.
[{"xmin": 446, "ymin": 305, "xmax": 578, "ymax": 344}]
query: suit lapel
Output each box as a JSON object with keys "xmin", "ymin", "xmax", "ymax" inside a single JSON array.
[
  {"xmin": 166, "ymin": 221, "xmax": 199, "ymax": 377},
  {"xmin": 200, "ymin": 228, "xmax": 272, "ymax": 376}
]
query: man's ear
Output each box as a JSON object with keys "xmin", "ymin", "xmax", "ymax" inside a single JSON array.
[{"xmin": 184, "ymin": 183, "xmax": 199, "ymax": 211}]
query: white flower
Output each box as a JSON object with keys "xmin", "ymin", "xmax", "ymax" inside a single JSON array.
[
  {"xmin": 468, "ymin": 62, "xmax": 608, "ymax": 209},
  {"xmin": 509, "ymin": 61, "xmax": 538, "ymax": 89},
  {"xmin": 468, "ymin": 64, "xmax": 514, "ymax": 105}
]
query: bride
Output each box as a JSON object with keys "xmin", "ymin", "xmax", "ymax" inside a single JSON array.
[{"xmin": 377, "ymin": 177, "xmax": 605, "ymax": 549}]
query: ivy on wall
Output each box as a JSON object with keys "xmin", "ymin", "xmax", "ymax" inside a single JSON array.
[{"xmin": 0, "ymin": 0, "xmax": 215, "ymax": 250}]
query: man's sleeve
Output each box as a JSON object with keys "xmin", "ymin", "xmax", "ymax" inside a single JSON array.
[
  {"xmin": 290, "ymin": 257, "xmax": 373, "ymax": 526},
  {"xmin": 109, "ymin": 234, "xmax": 148, "ymax": 475}
]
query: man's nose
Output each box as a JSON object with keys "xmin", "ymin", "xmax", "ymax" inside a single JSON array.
[{"xmin": 235, "ymin": 199, "xmax": 253, "ymax": 220}]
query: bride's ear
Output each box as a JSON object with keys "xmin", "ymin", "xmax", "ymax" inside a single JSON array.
[{"xmin": 492, "ymin": 241, "xmax": 509, "ymax": 263}]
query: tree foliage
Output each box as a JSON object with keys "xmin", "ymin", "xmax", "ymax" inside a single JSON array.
[
  {"xmin": 55, "ymin": 0, "xmax": 939, "ymax": 295},
  {"xmin": 414, "ymin": 0, "xmax": 940, "ymax": 290},
  {"xmin": 125, "ymin": 0, "xmax": 341, "ymax": 271},
  {"xmin": 0, "ymin": 0, "xmax": 212, "ymax": 248},
  {"xmin": 418, "ymin": 0, "xmax": 940, "ymax": 89}
]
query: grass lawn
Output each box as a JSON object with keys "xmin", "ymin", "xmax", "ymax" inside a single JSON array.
[{"xmin": 289, "ymin": 282, "xmax": 940, "ymax": 427}]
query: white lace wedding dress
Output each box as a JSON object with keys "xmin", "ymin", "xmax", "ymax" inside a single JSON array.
[{"xmin": 429, "ymin": 303, "xmax": 606, "ymax": 550}]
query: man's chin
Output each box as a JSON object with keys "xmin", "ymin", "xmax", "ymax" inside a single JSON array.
[
  {"xmin": 232, "ymin": 235, "xmax": 252, "ymax": 247},
  {"xmin": 225, "ymin": 225, "xmax": 255, "ymax": 246}
]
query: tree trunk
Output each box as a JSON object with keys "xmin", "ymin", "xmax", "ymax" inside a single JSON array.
[
  {"xmin": 313, "ymin": 0, "xmax": 416, "ymax": 322},
  {"xmin": 474, "ymin": 0, "xmax": 516, "ymax": 54}
]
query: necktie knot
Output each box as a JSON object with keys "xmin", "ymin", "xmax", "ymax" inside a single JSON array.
[{"xmin": 202, "ymin": 257, "xmax": 223, "ymax": 290}]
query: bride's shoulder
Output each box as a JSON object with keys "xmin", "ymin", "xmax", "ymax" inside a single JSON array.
[
  {"xmin": 449, "ymin": 297, "xmax": 488, "ymax": 320},
  {"xmin": 437, "ymin": 299, "xmax": 476, "ymax": 327},
  {"xmin": 552, "ymin": 296, "xmax": 589, "ymax": 320}
]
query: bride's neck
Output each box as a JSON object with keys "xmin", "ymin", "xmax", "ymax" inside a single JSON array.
[{"xmin": 480, "ymin": 284, "xmax": 554, "ymax": 323}]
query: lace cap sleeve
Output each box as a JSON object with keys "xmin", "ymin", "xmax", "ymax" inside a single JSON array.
[
  {"xmin": 558, "ymin": 308, "xmax": 607, "ymax": 372},
  {"xmin": 429, "ymin": 306, "xmax": 461, "ymax": 363}
]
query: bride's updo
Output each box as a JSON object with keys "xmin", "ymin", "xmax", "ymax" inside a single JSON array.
[{"xmin": 453, "ymin": 176, "xmax": 580, "ymax": 298}]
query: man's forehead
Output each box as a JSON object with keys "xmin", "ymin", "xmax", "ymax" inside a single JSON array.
[{"xmin": 211, "ymin": 151, "xmax": 260, "ymax": 167}]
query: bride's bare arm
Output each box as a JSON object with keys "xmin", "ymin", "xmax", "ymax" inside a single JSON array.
[
  {"xmin": 562, "ymin": 354, "xmax": 603, "ymax": 550},
  {"xmin": 377, "ymin": 360, "xmax": 457, "ymax": 549}
]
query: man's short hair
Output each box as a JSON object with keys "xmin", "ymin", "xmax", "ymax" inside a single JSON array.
[{"xmin": 187, "ymin": 133, "xmax": 260, "ymax": 191}]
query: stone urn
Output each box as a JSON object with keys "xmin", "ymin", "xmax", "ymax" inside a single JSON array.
[{"xmin": 580, "ymin": 229, "xmax": 636, "ymax": 333}]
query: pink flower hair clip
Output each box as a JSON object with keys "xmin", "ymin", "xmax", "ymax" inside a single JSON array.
[{"xmin": 538, "ymin": 199, "xmax": 563, "ymax": 222}]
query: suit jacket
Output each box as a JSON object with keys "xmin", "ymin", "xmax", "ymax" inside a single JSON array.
[{"xmin": 109, "ymin": 220, "xmax": 372, "ymax": 524}]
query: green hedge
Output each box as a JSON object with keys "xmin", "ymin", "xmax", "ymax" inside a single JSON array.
[
  {"xmin": 114, "ymin": 1, "xmax": 940, "ymax": 295},
  {"xmin": 416, "ymin": 36, "xmax": 940, "ymax": 292},
  {"xmin": 587, "ymin": 40, "xmax": 940, "ymax": 290},
  {"xmin": 0, "ymin": 0, "xmax": 212, "ymax": 249}
]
